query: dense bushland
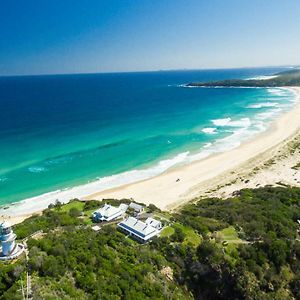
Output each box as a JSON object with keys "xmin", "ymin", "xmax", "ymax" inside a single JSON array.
[{"xmin": 1, "ymin": 187, "xmax": 300, "ymax": 299}]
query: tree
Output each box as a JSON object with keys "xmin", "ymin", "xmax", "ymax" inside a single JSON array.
[
  {"xmin": 268, "ymin": 240, "xmax": 288, "ymax": 269},
  {"xmin": 54, "ymin": 199, "xmax": 62, "ymax": 211},
  {"xmin": 69, "ymin": 207, "xmax": 81, "ymax": 218},
  {"xmin": 171, "ymin": 227, "xmax": 185, "ymax": 242},
  {"xmin": 148, "ymin": 204, "xmax": 161, "ymax": 213}
]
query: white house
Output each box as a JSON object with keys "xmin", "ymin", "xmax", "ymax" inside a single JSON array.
[
  {"xmin": 117, "ymin": 217, "xmax": 162, "ymax": 242},
  {"xmin": 92, "ymin": 203, "xmax": 128, "ymax": 222}
]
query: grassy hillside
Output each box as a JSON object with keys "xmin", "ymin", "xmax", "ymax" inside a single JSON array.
[
  {"xmin": 1, "ymin": 187, "xmax": 300, "ymax": 299},
  {"xmin": 187, "ymin": 69, "xmax": 300, "ymax": 87}
]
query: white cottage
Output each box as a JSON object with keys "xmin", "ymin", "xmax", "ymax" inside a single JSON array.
[
  {"xmin": 92, "ymin": 203, "xmax": 128, "ymax": 222},
  {"xmin": 117, "ymin": 217, "xmax": 162, "ymax": 242},
  {"xmin": 129, "ymin": 202, "xmax": 144, "ymax": 215}
]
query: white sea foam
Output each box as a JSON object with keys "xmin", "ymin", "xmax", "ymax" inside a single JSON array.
[
  {"xmin": 253, "ymin": 121, "xmax": 267, "ymax": 132},
  {"xmin": 212, "ymin": 117, "xmax": 251, "ymax": 128},
  {"xmin": 202, "ymin": 127, "xmax": 217, "ymax": 134},
  {"xmin": 203, "ymin": 142, "xmax": 212, "ymax": 148},
  {"xmin": 227, "ymin": 118, "xmax": 251, "ymax": 127},
  {"xmin": 28, "ymin": 166, "xmax": 47, "ymax": 173},
  {"xmin": 267, "ymin": 88, "xmax": 288, "ymax": 97},
  {"xmin": 189, "ymin": 127, "xmax": 253, "ymax": 162},
  {"xmin": 212, "ymin": 118, "xmax": 231, "ymax": 126},
  {"xmin": 181, "ymin": 84, "xmax": 199, "ymax": 88},
  {"xmin": 247, "ymin": 102, "xmax": 279, "ymax": 109},
  {"xmin": 256, "ymin": 108, "xmax": 282, "ymax": 120}
]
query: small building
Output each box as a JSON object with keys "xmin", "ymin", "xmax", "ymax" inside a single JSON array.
[
  {"xmin": 145, "ymin": 217, "xmax": 162, "ymax": 230},
  {"xmin": 91, "ymin": 225, "xmax": 101, "ymax": 232},
  {"xmin": 117, "ymin": 217, "xmax": 162, "ymax": 243},
  {"xmin": 92, "ymin": 203, "xmax": 128, "ymax": 222},
  {"xmin": 129, "ymin": 202, "xmax": 144, "ymax": 215},
  {"xmin": 0, "ymin": 221, "xmax": 24, "ymax": 260}
]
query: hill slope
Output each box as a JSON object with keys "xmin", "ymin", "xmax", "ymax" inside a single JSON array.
[{"xmin": 1, "ymin": 187, "xmax": 300, "ymax": 299}]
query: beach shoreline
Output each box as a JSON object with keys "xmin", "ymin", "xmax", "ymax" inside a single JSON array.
[
  {"xmin": 84, "ymin": 87, "xmax": 300, "ymax": 207},
  {"xmin": 1, "ymin": 87, "xmax": 300, "ymax": 224}
]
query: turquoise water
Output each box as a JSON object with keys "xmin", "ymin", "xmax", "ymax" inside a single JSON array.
[{"xmin": 0, "ymin": 68, "xmax": 296, "ymax": 206}]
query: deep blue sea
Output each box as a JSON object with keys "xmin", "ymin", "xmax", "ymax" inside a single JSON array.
[{"xmin": 0, "ymin": 67, "xmax": 297, "ymax": 206}]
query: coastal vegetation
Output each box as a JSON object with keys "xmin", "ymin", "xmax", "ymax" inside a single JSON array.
[
  {"xmin": 187, "ymin": 69, "xmax": 300, "ymax": 87},
  {"xmin": 1, "ymin": 186, "xmax": 300, "ymax": 299}
]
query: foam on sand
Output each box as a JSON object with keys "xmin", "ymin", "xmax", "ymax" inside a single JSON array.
[
  {"xmin": 203, "ymin": 142, "xmax": 212, "ymax": 148},
  {"xmin": 190, "ymin": 119, "xmax": 263, "ymax": 162},
  {"xmin": 267, "ymin": 88, "xmax": 290, "ymax": 97},
  {"xmin": 256, "ymin": 108, "xmax": 282, "ymax": 120}
]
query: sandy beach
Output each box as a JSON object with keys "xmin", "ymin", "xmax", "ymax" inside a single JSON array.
[{"xmin": 1, "ymin": 87, "xmax": 300, "ymax": 224}]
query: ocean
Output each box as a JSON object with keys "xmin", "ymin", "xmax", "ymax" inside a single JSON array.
[{"xmin": 0, "ymin": 67, "xmax": 297, "ymax": 207}]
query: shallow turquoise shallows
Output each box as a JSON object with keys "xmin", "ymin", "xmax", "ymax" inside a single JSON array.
[{"xmin": 0, "ymin": 67, "xmax": 296, "ymax": 205}]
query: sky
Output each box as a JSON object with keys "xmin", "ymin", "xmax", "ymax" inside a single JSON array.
[{"xmin": 0, "ymin": 0, "xmax": 300, "ymax": 75}]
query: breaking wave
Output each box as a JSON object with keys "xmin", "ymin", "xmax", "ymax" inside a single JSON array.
[
  {"xmin": 212, "ymin": 117, "xmax": 251, "ymax": 128},
  {"xmin": 202, "ymin": 127, "xmax": 217, "ymax": 134},
  {"xmin": 247, "ymin": 102, "xmax": 279, "ymax": 109}
]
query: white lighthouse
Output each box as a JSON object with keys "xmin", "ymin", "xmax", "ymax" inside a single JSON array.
[{"xmin": 0, "ymin": 221, "xmax": 24, "ymax": 260}]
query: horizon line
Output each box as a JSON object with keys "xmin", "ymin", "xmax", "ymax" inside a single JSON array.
[{"xmin": 0, "ymin": 64, "xmax": 299, "ymax": 78}]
